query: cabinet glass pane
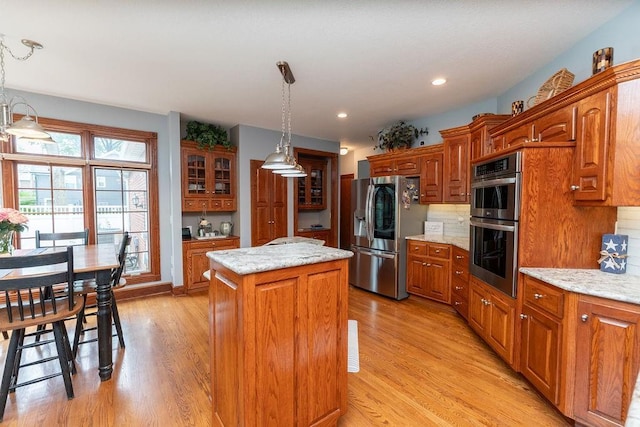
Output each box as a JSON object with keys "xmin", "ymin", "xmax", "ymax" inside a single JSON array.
[{"xmin": 187, "ymin": 154, "xmax": 207, "ymax": 194}]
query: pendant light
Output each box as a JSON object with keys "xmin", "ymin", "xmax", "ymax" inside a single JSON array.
[
  {"xmin": 262, "ymin": 61, "xmax": 306, "ymax": 177},
  {"xmin": 0, "ymin": 37, "xmax": 53, "ymax": 143}
]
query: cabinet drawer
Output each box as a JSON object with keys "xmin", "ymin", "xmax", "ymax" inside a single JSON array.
[
  {"xmin": 452, "ymin": 294, "xmax": 468, "ymax": 320},
  {"xmin": 407, "ymin": 240, "xmax": 427, "ymax": 256},
  {"xmin": 452, "ymin": 277, "xmax": 468, "ymax": 300},
  {"xmin": 427, "ymin": 244, "xmax": 450, "ymax": 259},
  {"xmin": 452, "ymin": 247, "xmax": 469, "ymax": 268},
  {"xmin": 523, "ymin": 276, "xmax": 564, "ymax": 318}
]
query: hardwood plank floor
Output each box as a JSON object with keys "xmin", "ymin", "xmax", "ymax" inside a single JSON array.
[{"xmin": 0, "ymin": 287, "xmax": 570, "ymax": 426}]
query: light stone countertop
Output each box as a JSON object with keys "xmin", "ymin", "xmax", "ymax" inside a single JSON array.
[
  {"xmin": 406, "ymin": 234, "xmax": 470, "ymax": 252},
  {"xmin": 519, "ymin": 268, "xmax": 640, "ymax": 305},
  {"xmin": 207, "ymin": 242, "xmax": 353, "ymax": 276}
]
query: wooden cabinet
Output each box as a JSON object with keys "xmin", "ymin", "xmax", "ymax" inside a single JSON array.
[
  {"xmin": 493, "ymin": 122, "xmax": 532, "ymax": 153},
  {"xmin": 469, "ymin": 114, "xmax": 511, "ymax": 161},
  {"xmin": 468, "ymin": 276, "xmax": 516, "ymax": 366},
  {"xmin": 297, "ymin": 157, "xmax": 327, "ymax": 210},
  {"xmin": 519, "ymin": 276, "xmax": 568, "ymax": 407},
  {"xmin": 533, "ymin": 105, "xmax": 576, "ymax": 142},
  {"xmin": 419, "ymin": 152, "xmax": 443, "ymax": 203},
  {"xmin": 251, "ymin": 160, "xmax": 288, "ymax": 246},
  {"xmin": 295, "ymin": 229, "xmax": 331, "ymax": 246},
  {"xmin": 574, "ymin": 295, "xmax": 640, "ymax": 426},
  {"xmin": 182, "ymin": 237, "xmax": 239, "ymax": 293},
  {"xmin": 368, "ymin": 151, "xmax": 421, "ymax": 177},
  {"xmin": 441, "ymin": 126, "xmax": 471, "ymax": 203},
  {"xmin": 181, "ymin": 140, "xmax": 237, "ymax": 212},
  {"xmin": 451, "ymin": 246, "xmax": 469, "ymax": 320},
  {"xmin": 209, "ymin": 257, "xmax": 349, "ymax": 426},
  {"xmin": 406, "ymin": 240, "xmax": 451, "ymax": 304}
]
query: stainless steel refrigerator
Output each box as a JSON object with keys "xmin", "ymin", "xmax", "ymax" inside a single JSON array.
[{"xmin": 349, "ymin": 175, "xmax": 428, "ymax": 300}]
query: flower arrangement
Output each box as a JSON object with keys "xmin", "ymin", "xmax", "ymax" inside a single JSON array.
[
  {"xmin": 0, "ymin": 208, "xmax": 29, "ymax": 232},
  {"xmin": 0, "ymin": 208, "xmax": 28, "ymax": 254}
]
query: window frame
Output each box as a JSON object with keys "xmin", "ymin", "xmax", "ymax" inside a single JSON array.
[{"xmin": 0, "ymin": 116, "xmax": 160, "ymax": 285}]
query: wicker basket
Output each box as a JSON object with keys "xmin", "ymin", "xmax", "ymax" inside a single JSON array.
[{"xmin": 527, "ymin": 68, "xmax": 575, "ymax": 107}]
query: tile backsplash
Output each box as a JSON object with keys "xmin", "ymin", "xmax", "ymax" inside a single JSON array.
[
  {"xmin": 617, "ymin": 207, "xmax": 640, "ymax": 276},
  {"xmin": 425, "ymin": 205, "xmax": 639, "ymax": 276},
  {"xmin": 425, "ymin": 204, "xmax": 470, "ymax": 238}
]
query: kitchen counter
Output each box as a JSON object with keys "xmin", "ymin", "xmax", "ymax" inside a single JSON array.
[
  {"xmin": 406, "ymin": 234, "xmax": 469, "ymax": 252},
  {"xmin": 208, "ymin": 242, "xmax": 351, "ymax": 425},
  {"xmin": 520, "ymin": 267, "xmax": 640, "ymax": 426},
  {"xmin": 207, "ymin": 242, "xmax": 353, "ymax": 275},
  {"xmin": 519, "ymin": 267, "xmax": 640, "ymax": 305}
]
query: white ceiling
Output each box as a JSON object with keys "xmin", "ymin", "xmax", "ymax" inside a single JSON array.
[{"xmin": 0, "ymin": 1, "xmax": 632, "ymax": 150}]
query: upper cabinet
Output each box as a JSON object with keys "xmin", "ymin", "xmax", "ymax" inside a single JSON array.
[
  {"xmin": 181, "ymin": 140, "xmax": 237, "ymax": 212},
  {"xmin": 487, "ymin": 59, "xmax": 640, "ymax": 206},
  {"xmin": 419, "ymin": 151, "xmax": 443, "ymax": 204},
  {"xmin": 368, "ymin": 150, "xmax": 421, "ymax": 177},
  {"xmin": 441, "ymin": 126, "xmax": 471, "ymax": 203},
  {"xmin": 469, "ymin": 114, "xmax": 510, "ymax": 161},
  {"xmin": 297, "ymin": 156, "xmax": 327, "ymax": 210}
]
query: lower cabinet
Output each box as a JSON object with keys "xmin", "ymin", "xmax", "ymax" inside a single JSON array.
[
  {"xmin": 451, "ymin": 246, "xmax": 470, "ymax": 320},
  {"xmin": 406, "ymin": 240, "xmax": 451, "ymax": 304},
  {"xmin": 519, "ymin": 276, "xmax": 568, "ymax": 409},
  {"xmin": 573, "ymin": 295, "xmax": 640, "ymax": 426},
  {"xmin": 295, "ymin": 229, "xmax": 332, "ymax": 247},
  {"xmin": 468, "ymin": 276, "xmax": 516, "ymax": 366},
  {"xmin": 182, "ymin": 237, "xmax": 240, "ymax": 293}
]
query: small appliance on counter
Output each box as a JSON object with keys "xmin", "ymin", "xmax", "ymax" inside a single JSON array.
[
  {"xmin": 220, "ymin": 221, "xmax": 233, "ymax": 236},
  {"xmin": 182, "ymin": 227, "xmax": 192, "ymax": 240}
]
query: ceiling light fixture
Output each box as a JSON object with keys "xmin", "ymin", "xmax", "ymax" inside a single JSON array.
[
  {"xmin": 337, "ymin": 112, "xmax": 348, "ymax": 119},
  {"xmin": 0, "ymin": 37, "xmax": 53, "ymax": 143},
  {"xmin": 431, "ymin": 78, "xmax": 447, "ymax": 86},
  {"xmin": 262, "ymin": 61, "xmax": 306, "ymax": 177},
  {"xmin": 340, "ymin": 147, "xmax": 348, "ymax": 155}
]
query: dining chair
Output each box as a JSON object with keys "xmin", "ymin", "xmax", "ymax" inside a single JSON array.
[
  {"xmin": 0, "ymin": 246, "xmax": 81, "ymax": 422},
  {"xmin": 33, "ymin": 229, "xmax": 89, "ymax": 342},
  {"xmin": 72, "ymin": 232, "xmax": 130, "ymax": 357},
  {"xmin": 35, "ymin": 229, "xmax": 89, "ymax": 248}
]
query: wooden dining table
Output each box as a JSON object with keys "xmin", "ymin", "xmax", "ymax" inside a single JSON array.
[{"xmin": 0, "ymin": 244, "xmax": 119, "ymax": 382}]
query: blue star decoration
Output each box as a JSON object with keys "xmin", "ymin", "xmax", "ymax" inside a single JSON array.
[{"xmin": 604, "ymin": 238, "xmax": 618, "ymax": 251}]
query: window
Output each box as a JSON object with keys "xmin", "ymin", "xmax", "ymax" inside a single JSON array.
[{"xmin": 1, "ymin": 117, "xmax": 159, "ymax": 285}]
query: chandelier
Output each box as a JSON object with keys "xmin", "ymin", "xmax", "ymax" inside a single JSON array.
[
  {"xmin": 0, "ymin": 36, "xmax": 53, "ymax": 143},
  {"xmin": 262, "ymin": 61, "xmax": 307, "ymax": 178}
]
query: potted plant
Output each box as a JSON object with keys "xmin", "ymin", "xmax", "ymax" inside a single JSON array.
[
  {"xmin": 373, "ymin": 121, "xmax": 428, "ymax": 151},
  {"xmin": 185, "ymin": 120, "xmax": 232, "ymax": 150}
]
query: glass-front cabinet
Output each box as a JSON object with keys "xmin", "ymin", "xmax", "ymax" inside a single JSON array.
[
  {"xmin": 181, "ymin": 140, "xmax": 237, "ymax": 212},
  {"xmin": 297, "ymin": 157, "xmax": 327, "ymax": 210}
]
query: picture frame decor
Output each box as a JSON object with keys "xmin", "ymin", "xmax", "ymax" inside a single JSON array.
[
  {"xmin": 598, "ymin": 233, "xmax": 628, "ymax": 274},
  {"xmin": 527, "ymin": 68, "xmax": 575, "ymax": 108}
]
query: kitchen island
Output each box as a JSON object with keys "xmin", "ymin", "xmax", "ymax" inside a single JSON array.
[{"xmin": 208, "ymin": 243, "xmax": 353, "ymax": 427}]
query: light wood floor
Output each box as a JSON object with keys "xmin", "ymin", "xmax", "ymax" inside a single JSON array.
[{"xmin": 0, "ymin": 287, "xmax": 571, "ymax": 426}]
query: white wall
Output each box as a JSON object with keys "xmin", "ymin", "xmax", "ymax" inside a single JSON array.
[{"xmin": 617, "ymin": 207, "xmax": 640, "ymax": 276}]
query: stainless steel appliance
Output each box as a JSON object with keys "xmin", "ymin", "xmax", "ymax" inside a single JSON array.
[
  {"xmin": 349, "ymin": 175, "xmax": 428, "ymax": 300},
  {"xmin": 469, "ymin": 152, "xmax": 521, "ymax": 297}
]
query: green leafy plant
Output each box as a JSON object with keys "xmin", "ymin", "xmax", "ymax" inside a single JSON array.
[
  {"xmin": 185, "ymin": 121, "xmax": 232, "ymax": 150},
  {"xmin": 373, "ymin": 121, "xmax": 428, "ymax": 151}
]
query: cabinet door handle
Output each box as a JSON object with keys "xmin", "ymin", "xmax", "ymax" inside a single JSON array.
[
  {"xmin": 426, "ymin": 263, "xmax": 432, "ymax": 267},
  {"xmin": 454, "ymin": 302, "xmax": 462, "ymax": 306},
  {"xmin": 533, "ymin": 293, "xmax": 544, "ymax": 300},
  {"xmin": 435, "ymin": 249, "xmax": 440, "ymax": 253},
  {"xmin": 455, "ymin": 255, "xmax": 464, "ymax": 260},
  {"xmin": 520, "ymin": 314, "xmax": 528, "ymax": 319},
  {"xmin": 581, "ymin": 314, "xmax": 589, "ymax": 322},
  {"xmin": 422, "ymin": 262, "xmax": 427, "ymax": 266},
  {"xmin": 570, "ymin": 185, "xmax": 580, "ymax": 191},
  {"xmin": 459, "ymin": 193, "xmax": 465, "ymax": 196},
  {"xmin": 455, "ymin": 286, "xmax": 463, "ymax": 291},
  {"xmin": 455, "ymin": 270, "xmax": 463, "ymax": 275}
]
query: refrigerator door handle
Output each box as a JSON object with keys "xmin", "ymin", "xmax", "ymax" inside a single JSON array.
[
  {"xmin": 365, "ymin": 184, "xmax": 374, "ymax": 242},
  {"xmin": 357, "ymin": 247, "xmax": 396, "ymax": 259}
]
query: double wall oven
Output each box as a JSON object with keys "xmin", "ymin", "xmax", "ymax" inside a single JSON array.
[{"xmin": 470, "ymin": 152, "xmax": 521, "ymax": 298}]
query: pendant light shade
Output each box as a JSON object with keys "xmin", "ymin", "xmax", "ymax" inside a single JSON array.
[
  {"xmin": 0, "ymin": 38, "xmax": 53, "ymax": 143},
  {"xmin": 262, "ymin": 61, "xmax": 304, "ymax": 176}
]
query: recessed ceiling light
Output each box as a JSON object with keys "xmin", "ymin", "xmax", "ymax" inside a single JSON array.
[
  {"xmin": 431, "ymin": 78, "xmax": 447, "ymax": 86},
  {"xmin": 337, "ymin": 112, "xmax": 348, "ymax": 119}
]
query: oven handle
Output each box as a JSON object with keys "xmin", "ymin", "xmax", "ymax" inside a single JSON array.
[
  {"xmin": 470, "ymin": 218, "xmax": 516, "ymax": 233},
  {"xmin": 471, "ymin": 176, "xmax": 517, "ymax": 188}
]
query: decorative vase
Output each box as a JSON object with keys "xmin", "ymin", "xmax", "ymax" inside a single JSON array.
[{"xmin": 0, "ymin": 230, "xmax": 15, "ymax": 255}]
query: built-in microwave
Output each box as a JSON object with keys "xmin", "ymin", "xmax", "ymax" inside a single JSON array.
[{"xmin": 471, "ymin": 152, "xmax": 521, "ymax": 221}]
